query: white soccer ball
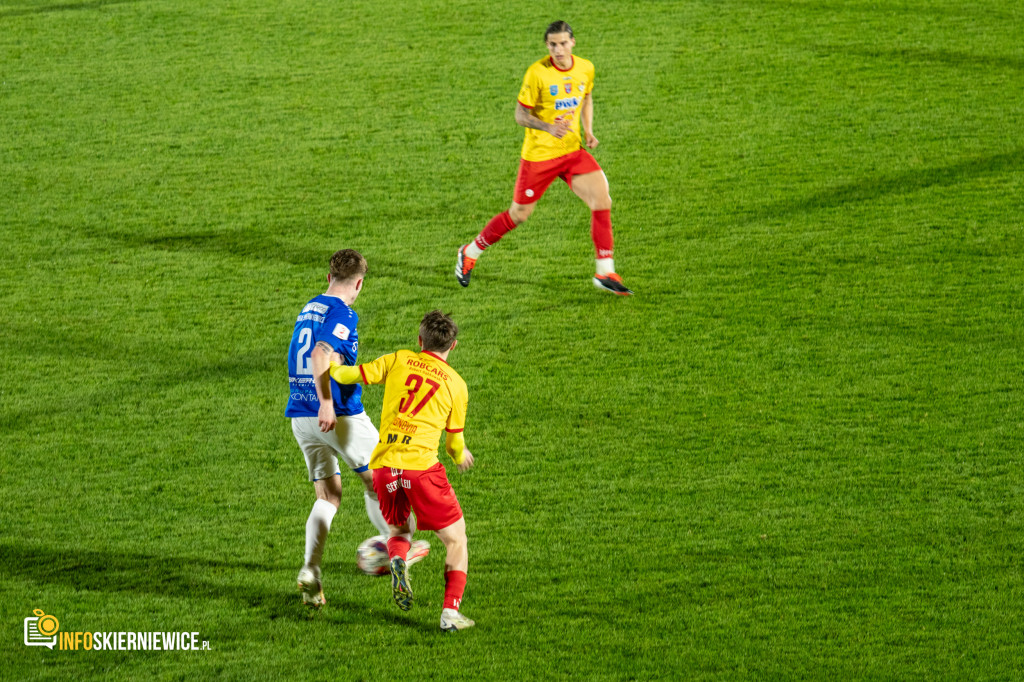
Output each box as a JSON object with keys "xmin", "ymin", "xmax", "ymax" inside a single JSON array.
[{"xmin": 356, "ymin": 535, "xmax": 389, "ymax": 576}]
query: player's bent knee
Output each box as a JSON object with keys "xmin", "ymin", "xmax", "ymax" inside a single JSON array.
[
  {"xmin": 509, "ymin": 204, "xmax": 534, "ymax": 225},
  {"xmin": 437, "ymin": 519, "xmax": 467, "ymax": 550}
]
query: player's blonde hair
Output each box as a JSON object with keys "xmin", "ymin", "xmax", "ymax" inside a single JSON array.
[
  {"xmin": 329, "ymin": 249, "xmax": 367, "ymax": 283},
  {"xmin": 420, "ymin": 310, "xmax": 458, "ymax": 352}
]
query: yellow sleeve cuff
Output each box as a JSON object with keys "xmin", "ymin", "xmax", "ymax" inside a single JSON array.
[
  {"xmin": 445, "ymin": 431, "xmax": 466, "ymax": 465},
  {"xmin": 329, "ymin": 362, "xmax": 362, "ymax": 385}
]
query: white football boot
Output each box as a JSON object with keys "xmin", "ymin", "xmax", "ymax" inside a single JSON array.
[
  {"xmin": 407, "ymin": 539, "xmax": 430, "ymax": 567},
  {"xmin": 439, "ymin": 608, "xmax": 475, "ymax": 632},
  {"xmin": 297, "ymin": 566, "xmax": 325, "ymax": 608}
]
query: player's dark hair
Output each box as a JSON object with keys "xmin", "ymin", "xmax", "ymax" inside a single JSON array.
[
  {"xmin": 329, "ymin": 249, "xmax": 367, "ymax": 283},
  {"xmin": 545, "ymin": 20, "xmax": 573, "ymax": 41},
  {"xmin": 420, "ymin": 310, "xmax": 458, "ymax": 353}
]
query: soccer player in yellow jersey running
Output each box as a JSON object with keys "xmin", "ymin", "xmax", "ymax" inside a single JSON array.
[
  {"xmin": 329, "ymin": 310, "xmax": 477, "ymax": 632},
  {"xmin": 456, "ymin": 20, "xmax": 633, "ymax": 295}
]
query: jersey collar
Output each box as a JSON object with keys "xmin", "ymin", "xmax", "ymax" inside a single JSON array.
[
  {"xmin": 552, "ymin": 55, "xmax": 574, "ymax": 72},
  {"xmin": 422, "ymin": 350, "xmax": 449, "ymax": 365}
]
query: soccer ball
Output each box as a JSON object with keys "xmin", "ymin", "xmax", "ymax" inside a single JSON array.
[{"xmin": 356, "ymin": 535, "xmax": 389, "ymax": 576}]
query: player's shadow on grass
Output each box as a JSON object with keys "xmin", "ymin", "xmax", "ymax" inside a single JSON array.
[
  {"xmin": 0, "ymin": 542, "xmax": 414, "ymax": 627},
  {"xmin": 0, "ymin": 0, "xmax": 138, "ymax": 18},
  {"xmin": 815, "ymin": 44, "xmax": 1024, "ymax": 73},
  {"xmin": 97, "ymin": 229, "xmax": 322, "ymax": 268},
  {"xmin": 755, "ymin": 147, "xmax": 1024, "ymax": 221},
  {"xmin": 88, "ymin": 226, "xmax": 464, "ymax": 292}
]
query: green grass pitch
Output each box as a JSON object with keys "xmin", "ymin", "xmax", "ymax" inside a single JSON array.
[{"xmin": 2, "ymin": 0, "xmax": 1023, "ymax": 678}]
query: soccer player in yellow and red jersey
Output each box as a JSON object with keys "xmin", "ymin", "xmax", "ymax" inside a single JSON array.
[
  {"xmin": 329, "ymin": 310, "xmax": 477, "ymax": 632},
  {"xmin": 456, "ymin": 20, "xmax": 633, "ymax": 295}
]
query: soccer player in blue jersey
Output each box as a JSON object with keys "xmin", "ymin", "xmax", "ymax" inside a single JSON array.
[{"xmin": 286, "ymin": 249, "xmax": 427, "ymax": 607}]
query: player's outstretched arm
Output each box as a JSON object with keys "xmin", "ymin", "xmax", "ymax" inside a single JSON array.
[
  {"xmin": 329, "ymin": 362, "xmax": 361, "ymax": 385},
  {"xmin": 331, "ymin": 353, "xmax": 393, "ymax": 386},
  {"xmin": 515, "ymin": 103, "xmax": 570, "ymax": 139}
]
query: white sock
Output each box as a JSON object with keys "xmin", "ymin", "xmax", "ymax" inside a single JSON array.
[
  {"xmin": 304, "ymin": 499, "xmax": 337, "ymax": 571},
  {"xmin": 596, "ymin": 258, "xmax": 615, "ymax": 276},
  {"xmin": 465, "ymin": 242, "xmax": 483, "ymax": 259},
  {"xmin": 364, "ymin": 490, "xmax": 390, "ymax": 536}
]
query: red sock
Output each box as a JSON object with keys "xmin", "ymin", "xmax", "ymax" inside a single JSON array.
[
  {"xmin": 591, "ymin": 209, "xmax": 614, "ymax": 259},
  {"xmin": 443, "ymin": 570, "xmax": 467, "ymax": 611},
  {"xmin": 387, "ymin": 536, "xmax": 410, "ymax": 560},
  {"xmin": 474, "ymin": 211, "xmax": 516, "ymax": 250}
]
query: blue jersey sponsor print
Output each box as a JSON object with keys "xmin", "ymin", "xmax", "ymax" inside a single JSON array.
[{"xmin": 285, "ymin": 294, "xmax": 363, "ymax": 418}]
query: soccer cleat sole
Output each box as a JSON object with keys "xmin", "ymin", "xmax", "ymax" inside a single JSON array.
[
  {"xmin": 455, "ymin": 245, "xmax": 473, "ymax": 287},
  {"xmin": 390, "ymin": 557, "xmax": 414, "ymax": 611}
]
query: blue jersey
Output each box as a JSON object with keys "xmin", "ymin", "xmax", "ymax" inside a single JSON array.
[{"xmin": 285, "ymin": 294, "xmax": 363, "ymax": 418}]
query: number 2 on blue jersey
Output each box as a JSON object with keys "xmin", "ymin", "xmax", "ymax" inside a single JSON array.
[{"xmin": 296, "ymin": 328, "xmax": 313, "ymax": 375}]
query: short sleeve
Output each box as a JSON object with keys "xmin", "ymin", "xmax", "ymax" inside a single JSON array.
[
  {"xmin": 359, "ymin": 353, "xmax": 396, "ymax": 385},
  {"xmin": 315, "ymin": 306, "xmax": 358, "ymax": 353},
  {"xmin": 585, "ymin": 62, "xmax": 595, "ymax": 96},
  {"xmin": 517, "ymin": 65, "xmax": 543, "ymax": 109},
  {"xmin": 446, "ymin": 378, "xmax": 468, "ymax": 432}
]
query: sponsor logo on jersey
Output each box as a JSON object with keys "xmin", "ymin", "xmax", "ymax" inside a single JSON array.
[
  {"xmin": 390, "ymin": 416, "xmax": 419, "ymax": 434},
  {"xmin": 333, "ymin": 323, "xmax": 350, "ymax": 340},
  {"xmin": 549, "ymin": 84, "xmax": 558, "ymax": 96},
  {"xmin": 579, "ymin": 83, "xmax": 585, "ymax": 92},
  {"xmin": 554, "ymin": 96, "xmax": 581, "ymax": 111},
  {"xmin": 565, "ymin": 83, "xmax": 572, "ymax": 94},
  {"xmin": 404, "ymin": 357, "xmax": 450, "ymax": 381},
  {"xmin": 302, "ymin": 302, "xmax": 329, "ymax": 315}
]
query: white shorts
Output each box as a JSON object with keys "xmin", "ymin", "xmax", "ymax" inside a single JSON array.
[{"xmin": 290, "ymin": 412, "xmax": 378, "ymax": 482}]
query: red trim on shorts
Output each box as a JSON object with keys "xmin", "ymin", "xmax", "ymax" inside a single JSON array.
[
  {"xmin": 359, "ymin": 365, "xmax": 368, "ymax": 383},
  {"xmin": 422, "ymin": 351, "xmax": 449, "ymax": 365}
]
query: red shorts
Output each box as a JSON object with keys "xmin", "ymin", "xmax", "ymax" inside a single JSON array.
[
  {"xmin": 372, "ymin": 463, "xmax": 463, "ymax": 531},
  {"xmin": 514, "ymin": 149, "xmax": 603, "ymax": 205}
]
